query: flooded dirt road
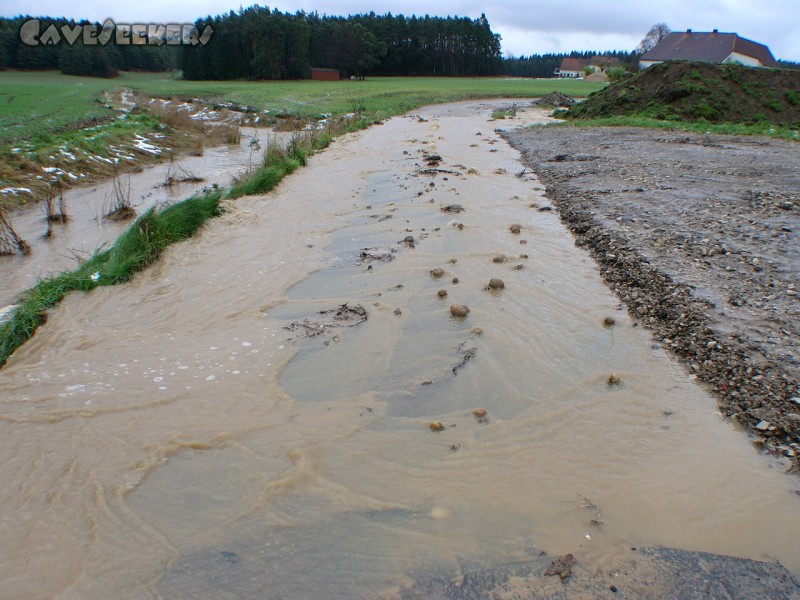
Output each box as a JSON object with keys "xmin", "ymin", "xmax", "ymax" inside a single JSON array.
[{"xmin": 0, "ymin": 101, "xmax": 798, "ymax": 598}]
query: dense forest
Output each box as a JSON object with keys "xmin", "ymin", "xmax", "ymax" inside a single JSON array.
[
  {"xmin": 179, "ymin": 8, "xmax": 502, "ymax": 79},
  {"xmin": 0, "ymin": 9, "xmax": 502, "ymax": 79},
  {"xmin": 0, "ymin": 16, "xmax": 178, "ymax": 76}
]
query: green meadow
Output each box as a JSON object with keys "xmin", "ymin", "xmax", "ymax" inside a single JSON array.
[{"xmin": 0, "ymin": 70, "xmax": 604, "ymax": 147}]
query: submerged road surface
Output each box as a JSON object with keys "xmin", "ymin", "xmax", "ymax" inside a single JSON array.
[{"xmin": 1, "ymin": 101, "xmax": 798, "ymax": 598}]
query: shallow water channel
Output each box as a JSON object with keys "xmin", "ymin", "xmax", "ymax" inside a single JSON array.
[
  {"xmin": 0, "ymin": 127, "xmax": 267, "ymax": 310},
  {"xmin": 0, "ymin": 101, "xmax": 798, "ymax": 598}
]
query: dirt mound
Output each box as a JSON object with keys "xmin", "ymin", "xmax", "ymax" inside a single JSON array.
[
  {"xmin": 535, "ymin": 91, "xmax": 577, "ymax": 107},
  {"xmin": 567, "ymin": 61, "xmax": 800, "ymax": 125}
]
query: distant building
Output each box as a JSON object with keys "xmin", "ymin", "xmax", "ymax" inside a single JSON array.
[
  {"xmin": 310, "ymin": 68, "xmax": 340, "ymax": 81},
  {"xmin": 554, "ymin": 58, "xmax": 584, "ymax": 78},
  {"xmin": 554, "ymin": 56, "xmax": 620, "ymax": 78},
  {"xmin": 640, "ymin": 30, "xmax": 777, "ymax": 70}
]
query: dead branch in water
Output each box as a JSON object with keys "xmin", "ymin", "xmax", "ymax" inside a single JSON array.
[
  {"xmin": 0, "ymin": 205, "xmax": 30, "ymax": 255},
  {"xmin": 43, "ymin": 177, "xmax": 69, "ymax": 237},
  {"xmin": 161, "ymin": 156, "xmax": 204, "ymax": 188},
  {"xmin": 104, "ymin": 164, "xmax": 137, "ymax": 222},
  {"xmin": 452, "ymin": 341, "xmax": 477, "ymax": 375}
]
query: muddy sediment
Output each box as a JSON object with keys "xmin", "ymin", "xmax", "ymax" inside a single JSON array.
[
  {"xmin": 506, "ymin": 125, "xmax": 800, "ymax": 465},
  {"xmin": 2, "ymin": 102, "xmax": 800, "ymax": 598}
]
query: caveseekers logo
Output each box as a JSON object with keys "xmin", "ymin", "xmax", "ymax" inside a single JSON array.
[{"xmin": 19, "ymin": 19, "xmax": 214, "ymax": 46}]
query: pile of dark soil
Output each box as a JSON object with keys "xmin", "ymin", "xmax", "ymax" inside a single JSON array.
[
  {"xmin": 567, "ymin": 61, "xmax": 800, "ymax": 125},
  {"xmin": 535, "ymin": 91, "xmax": 577, "ymax": 108}
]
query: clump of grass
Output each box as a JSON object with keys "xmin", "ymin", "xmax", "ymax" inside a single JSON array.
[
  {"xmin": 348, "ymin": 94, "xmax": 367, "ymax": 115},
  {"xmin": 0, "ymin": 188, "xmax": 223, "ymax": 367},
  {"xmin": 207, "ymin": 123, "xmax": 241, "ymax": 145},
  {"xmin": 227, "ymin": 131, "xmax": 312, "ymax": 199},
  {"xmin": 490, "ymin": 102, "xmax": 518, "ymax": 120}
]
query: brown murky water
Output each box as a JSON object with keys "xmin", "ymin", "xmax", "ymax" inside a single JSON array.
[
  {"xmin": 0, "ymin": 127, "xmax": 267, "ymax": 310},
  {"xmin": 0, "ymin": 101, "xmax": 798, "ymax": 599}
]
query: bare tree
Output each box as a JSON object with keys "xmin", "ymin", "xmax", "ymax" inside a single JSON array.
[{"xmin": 636, "ymin": 23, "xmax": 671, "ymax": 54}]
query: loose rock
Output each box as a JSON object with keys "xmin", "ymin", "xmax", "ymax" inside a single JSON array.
[
  {"xmin": 509, "ymin": 224, "xmax": 522, "ymax": 234},
  {"xmin": 450, "ymin": 304, "xmax": 470, "ymax": 317},
  {"xmin": 608, "ymin": 374, "xmax": 621, "ymax": 386},
  {"xmin": 603, "ymin": 316, "xmax": 616, "ymax": 327},
  {"xmin": 487, "ymin": 278, "xmax": 505, "ymax": 290},
  {"xmin": 431, "ymin": 268, "xmax": 445, "ymax": 278},
  {"xmin": 437, "ymin": 290, "xmax": 448, "ymax": 298},
  {"xmin": 429, "ymin": 422, "xmax": 445, "ymax": 432}
]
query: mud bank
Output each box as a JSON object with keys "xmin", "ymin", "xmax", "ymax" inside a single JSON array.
[
  {"xmin": 506, "ymin": 125, "xmax": 800, "ymax": 466},
  {"xmin": 166, "ymin": 540, "xmax": 800, "ymax": 599}
]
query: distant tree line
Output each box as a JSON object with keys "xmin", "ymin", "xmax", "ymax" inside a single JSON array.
[
  {"xmin": 180, "ymin": 7, "xmax": 502, "ymax": 79},
  {"xmin": 502, "ymin": 50, "xmax": 640, "ymax": 78},
  {"xmin": 0, "ymin": 16, "xmax": 178, "ymax": 77}
]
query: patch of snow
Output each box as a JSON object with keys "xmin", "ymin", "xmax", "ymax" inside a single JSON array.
[
  {"xmin": 0, "ymin": 187, "xmax": 33, "ymax": 196},
  {"xmin": 132, "ymin": 135, "xmax": 162, "ymax": 155}
]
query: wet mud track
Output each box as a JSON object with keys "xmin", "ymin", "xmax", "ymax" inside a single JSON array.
[{"xmin": 1, "ymin": 103, "xmax": 799, "ymax": 599}]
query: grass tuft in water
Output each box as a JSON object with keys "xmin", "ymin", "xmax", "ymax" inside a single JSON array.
[{"xmin": 0, "ymin": 188, "xmax": 223, "ymax": 367}]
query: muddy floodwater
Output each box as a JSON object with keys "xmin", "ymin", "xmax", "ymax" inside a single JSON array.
[
  {"xmin": 0, "ymin": 127, "xmax": 267, "ymax": 310},
  {"xmin": 1, "ymin": 101, "xmax": 799, "ymax": 598}
]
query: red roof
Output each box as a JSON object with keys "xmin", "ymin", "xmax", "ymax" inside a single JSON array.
[
  {"xmin": 641, "ymin": 31, "xmax": 777, "ymax": 67},
  {"xmin": 558, "ymin": 58, "xmax": 584, "ymax": 72}
]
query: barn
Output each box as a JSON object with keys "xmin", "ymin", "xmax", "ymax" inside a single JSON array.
[{"xmin": 310, "ymin": 68, "xmax": 340, "ymax": 81}]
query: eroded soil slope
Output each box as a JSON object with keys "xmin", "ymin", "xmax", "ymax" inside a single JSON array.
[{"xmin": 566, "ymin": 61, "xmax": 800, "ymax": 125}]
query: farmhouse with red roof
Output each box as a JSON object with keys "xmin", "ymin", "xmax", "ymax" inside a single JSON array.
[{"xmin": 640, "ymin": 30, "xmax": 777, "ymax": 69}]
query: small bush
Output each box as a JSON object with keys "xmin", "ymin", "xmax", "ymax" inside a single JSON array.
[{"xmin": 607, "ymin": 67, "xmax": 626, "ymax": 82}]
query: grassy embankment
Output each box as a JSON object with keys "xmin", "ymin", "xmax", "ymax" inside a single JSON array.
[
  {"xmin": 562, "ymin": 61, "xmax": 800, "ymax": 139},
  {"xmin": 0, "ymin": 71, "xmax": 602, "ymax": 366}
]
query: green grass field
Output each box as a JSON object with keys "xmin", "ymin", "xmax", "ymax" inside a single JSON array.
[{"xmin": 0, "ymin": 70, "xmax": 604, "ymax": 147}]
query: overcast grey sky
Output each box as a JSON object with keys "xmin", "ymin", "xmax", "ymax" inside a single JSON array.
[{"xmin": 3, "ymin": 0, "xmax": 798, "ymax": 61}]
